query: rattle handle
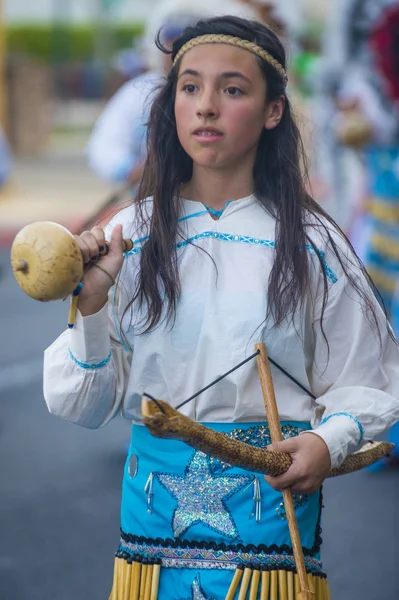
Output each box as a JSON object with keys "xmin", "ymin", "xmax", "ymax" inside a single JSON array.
[{"xmin": 101, "ymin": 238, "xmax": 133, "ymax": 256}]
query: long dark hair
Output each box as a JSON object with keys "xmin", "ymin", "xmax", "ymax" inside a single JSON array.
[{"xmin": 129, "ymin": 14, "xmax": 388, "ymax": 345}]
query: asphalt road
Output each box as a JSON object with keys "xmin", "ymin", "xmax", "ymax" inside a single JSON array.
[{"xmin": 0, "ymin": 251, "xmax": 398, "ymax": 600}]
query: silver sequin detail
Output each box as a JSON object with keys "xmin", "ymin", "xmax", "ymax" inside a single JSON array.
[
  {"xmin": 276, "ymin": 494, "xmax": 308, "ymax": 520},
  {"xmin": 210, "ymin": 424, "xmax": 306, "ymax": 472},
  {"xmin": 156, "ymin": 450, "xmax": 252, "ymax": 539},
  {"xmin": 191, "ymin": 576, "xmax": 213, "ymax": 600},
  {"xmin": 128, "ymin": 454, "xmax": 138, "ymax": 478}
]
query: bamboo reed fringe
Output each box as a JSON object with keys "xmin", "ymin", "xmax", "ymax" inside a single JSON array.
[
  {"xmin": 238, "ymin": 566, "xmax": 252, "ymax": 599},
  {"xmin": 287, "ymin": 570, "xmax": 294, "ymax": 600},
  {"xmin": 295, "ymin": 573, "xmax": 301, "ymax": 597},
  {"xmin": 109, "ymin": 555, "xmax": 119, "ymax": 600},
  {"xmin": 144, "ymin": 563, "xmax": 153, "ymax": 600},
  {"xmin": 131, "ymin": 556, "xmax": 142, "ymax": 600},
  {"xmin": 279, "ymin": 569, "xmax": 288, "ymax": 600},
  {"xmin": 249, "ymin": 566, "xmax": 261, "ymax": 599},
  {"xmin": 123, "ymin": 556, "xmax": 133, "ymax": 600},
  {"xmin": 117, "ymin": 554, "xmax": 125, "ymax": 599},
  {"xmin": 307, "ymin": 573, "xmax": 315, "ymax": 595},
  {"xmin": 325, "ymin": 578, "xmax": 332, "ymax": 600},
  {"xmin": 313, "ymin": 577, "xmax": 324, "ymax": 600},
  {"xmin": 225, "ymin": 566, "xmax": 244, "ymax": 600},
  {"xmin": 139, "ymin": 559, "xmax": 148, "ymax": 600},
  {"xmin": 122, "ymin": 554, "xmax": 127, "ymax": 600},
  {"xmin": 324, "ymin": 578, "xmax": 330, "ymax": 600},
  {"xmin": 150, "ymin": 561, "xmax": 161, "ymax": 600},
  {"xmin": 110, "ymin": 553, "xmax": 330, "ymax": 600},
  {"xmin": 270, "ymin": 569, "xmax": 278, "ymax": 600},
  {"xmin": 260, "ymin": 568, "xmax": 270, "ymax": 600}
]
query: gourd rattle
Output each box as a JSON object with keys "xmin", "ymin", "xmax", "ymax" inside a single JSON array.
[{"xmin": 10, "ymin": 221, "xmax": 133, "ymax": 326}]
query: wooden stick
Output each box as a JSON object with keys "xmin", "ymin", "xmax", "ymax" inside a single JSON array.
[
  {"xmin": 255, "ymin": 343, "xmax": 314, "ymax": 600},
  {"xmin": 225, "ymin": 566, "xmax": 244, "ymax": 600}
]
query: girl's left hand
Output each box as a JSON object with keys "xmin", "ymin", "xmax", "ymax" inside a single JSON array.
[{"xmin": 264, "ymin": 433, "xmax": 331, "ymax": 495}]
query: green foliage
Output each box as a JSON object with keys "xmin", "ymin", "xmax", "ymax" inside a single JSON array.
[{"xmin": 6, "ymin": 23, "xmax": 145, "ymax": 63}]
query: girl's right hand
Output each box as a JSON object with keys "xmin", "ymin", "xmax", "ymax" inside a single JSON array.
[{"xmin": 74, "ymin": 224, "xmax": 125, "ymax": 316}]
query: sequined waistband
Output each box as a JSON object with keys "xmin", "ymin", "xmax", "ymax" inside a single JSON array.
[
  {"xmin": 131, "ymin": 420, "xmax": 310, "ymax": 455},
  {"xmin": 118, "ymin": 533, "xmax": 325, "ymax": 575}
]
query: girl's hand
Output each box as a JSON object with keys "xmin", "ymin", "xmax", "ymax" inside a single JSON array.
[
  {"xmin": 74, "ymin": 224, "xmax": 124, "ymax": 316},
  {"xmin": 264, "ymin": 433, "xmax": 331, "ymax": 495}
]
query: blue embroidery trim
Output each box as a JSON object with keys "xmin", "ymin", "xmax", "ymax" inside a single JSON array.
[
  {"xmin": 124, "ymin": 209, "xmax": 212, "ymax": 250},
  {"xmin": 178, "ymin": 210, "xmax": 210, "ymax": 222},
  {"xmin": 320, "ymin": 412, "xmax": 364, "ymax": 442},
  {"xmin": 125, "ymin": 231, "xmax": 338, "ymax": 284},
  {"xmin": 68, "ymin": 348, "xmax": 112, "ymax": 370},
  {"xmin": 203, "ymin": 201, "xmax": 231, "ymax": 218},
  {"xmin": 134, "ymin": 235, "xmax": 150, "ymax": 245}
]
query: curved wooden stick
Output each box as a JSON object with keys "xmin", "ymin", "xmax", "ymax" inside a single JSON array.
[
  {"xmin": 141, "ymin": 398, "xmax": 393, "ymax": 478},
  {"xmin": 142, "ymin": 398, "xmax": 292, "ymax": 476},
  {"xmin": 255, "ymin": 343, "xmax": 313, "ymax": 600}
]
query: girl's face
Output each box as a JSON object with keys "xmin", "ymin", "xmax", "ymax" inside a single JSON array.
[{"xmin": 175, "ymin": 43, "xmax": 282, "ymax": 172}]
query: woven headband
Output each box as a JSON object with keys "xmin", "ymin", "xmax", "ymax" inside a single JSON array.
[{"xmin": 173, "ymin": 34, "xmax": 288, "ymax": 86}]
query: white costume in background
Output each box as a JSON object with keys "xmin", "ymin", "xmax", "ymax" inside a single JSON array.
[
  {"xmin": 86, "ymin": 69, "xmax": 163, "ymax": 182},
  {"xmin": 43, "ymin": 196, "xmax": 399, "ymax": 469}
]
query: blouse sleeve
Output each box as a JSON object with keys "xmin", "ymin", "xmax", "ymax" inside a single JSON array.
[
  {"xmin": 308, "ymin": 272, "xmax": 399, "ymax": 468},
  {"xmin": 43, "ymin": 204, "xmax": 146, "ymax": 428},
  {"xmin": 43, "ymin": 292, "xmax": 132, "ymax": 428}
]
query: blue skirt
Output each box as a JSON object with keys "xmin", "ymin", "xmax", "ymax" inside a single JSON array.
[{"xmin": 109, "ymin": 422, "xmax": 330, "ymax": 599}]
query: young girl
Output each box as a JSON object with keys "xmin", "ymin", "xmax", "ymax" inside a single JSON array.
[{"xmin": 43, "ymin": 15, "xmax": 399, "ymax": 599}]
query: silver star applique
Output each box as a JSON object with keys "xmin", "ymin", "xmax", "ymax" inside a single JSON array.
[
  {"xmin": 191, "ymin": 576, "xmax": 213, "ymax": 600},
  {"xmin": 180, "ymin": 575, "xmax": 215, "ymax": 600},
  {"xmin": 156, "ymin": 450, "xmax": 252, "ymax": 539}
]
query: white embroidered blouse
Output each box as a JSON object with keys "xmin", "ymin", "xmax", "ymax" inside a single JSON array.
[{"xmin": 43, "ymin": 195, "xmax": 399, "ymax": 468}]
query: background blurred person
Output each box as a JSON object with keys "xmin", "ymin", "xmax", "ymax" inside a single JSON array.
[
  {"xmin": 0, "ymin": 124, "xmax": 12, "ymax": 190},
  {"xmin": 332, "ymin": 1, "xmax": 399, "ymax": 314},
  {"xmin": 319, "ymin": 0, "xmax": 399, "ymax": 239},
  {"xmin": 86, "ymin": 0, "xmax": 259, "ymax": 191},
  {"xmin": 329, "ymin": 0, "xmax": 399, "ymax": 471}
]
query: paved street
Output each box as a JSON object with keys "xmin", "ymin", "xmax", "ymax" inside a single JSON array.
[{"xmin": 0, "ymin": 250, "xmax": 398, "ymax": 600}]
